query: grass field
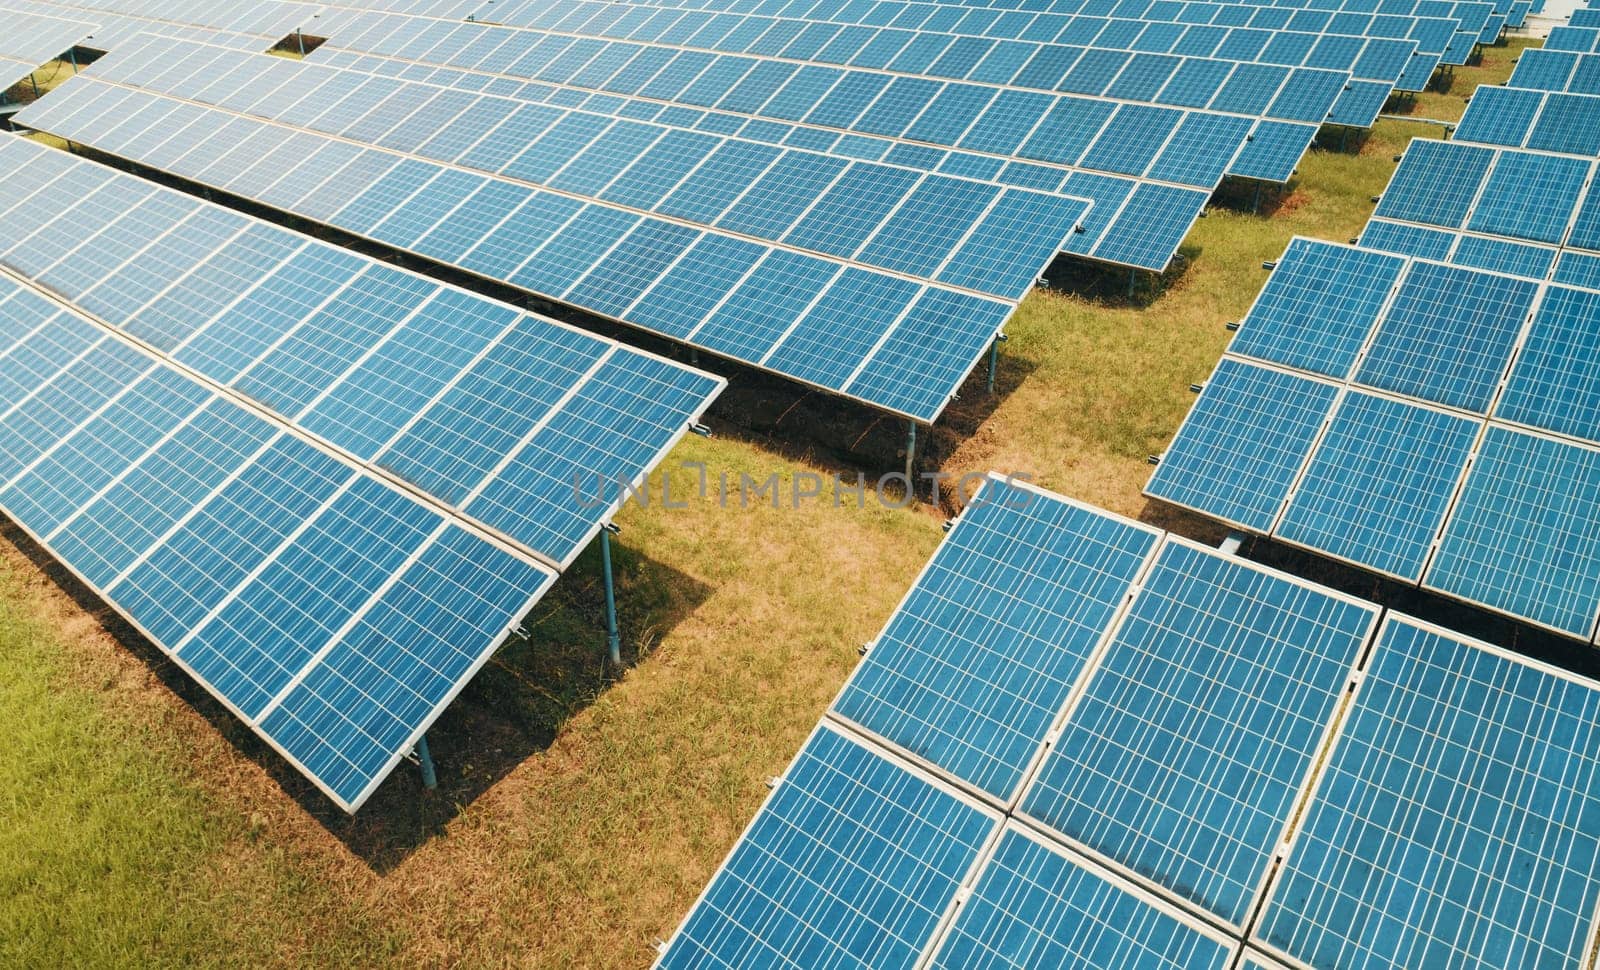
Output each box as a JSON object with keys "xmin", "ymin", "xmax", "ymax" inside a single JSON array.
[{"xmin": 0, "ymin": 41, "xmax": 1530, "ymax": 968}]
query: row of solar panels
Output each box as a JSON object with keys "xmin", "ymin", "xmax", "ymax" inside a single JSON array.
[
  {"xmin": 19, "ymin": 43, "xmax": 1103, "ymax": 424},
  {"xmin": 1509, "ymin": 44, "xmax": 1600, "ymax": 92},
  {"xmin": 305, "ymin": 7, "xmax": 1337, "ymax": 173},
  {"xmin": 4, "ymin": 0, "xmax": 317, "ymax": 52},
  {"xmin": 658, "ymin": 475, "xmax": 1600, "ymax": 970},
  {"xmin": 1546, "ymin": 22, "xmax": 1600, "ymax": 49},
  {"xmin": 314, "ymin": 0, "xmax": 1435, "ymax": 83},
  {"xmin": 0, "ymin": 133, "xmax": 723, "ymax": 810}
]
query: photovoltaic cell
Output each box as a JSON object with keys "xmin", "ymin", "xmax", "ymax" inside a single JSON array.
[
  {"xmin": 1277, "ymin": 392, "xmax": 1477, "ymax": 581},
  {"xmin": 655, "ymin": 724, "xmax": 998, "ymax": 969},
  {"xmin": 1357, "ymin": 220, "xmax": 1456, "ymax": 261},
  {"xmin": 1498, "ymin": 285, "xmax": 1600, "ymax": 444},
  {"xmin": 1256, "ymin": 616, "xmax": 1600, "ymax": 969},
  {"xmin": 1373, "ymin": 140, "xmax": 1494, "ymax": 229},
  {"xmin": 1019, "ymin": 538, "xmax": 1377, "ymax": 927},
  {"xmin": 832, "ymin": 477, "xmax": 1159, "ymax": 804},
  {"xmin": 1145, "ymin": 359, "xmax": 1338, "ymax": 533},
  {"xmin": 1466, "ymin": 149, "xmax": 1591, "ymax": 245}
]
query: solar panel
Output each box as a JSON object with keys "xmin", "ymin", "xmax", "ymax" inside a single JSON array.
[
  {"xmin": 1449, "ymin": 234, "xmax": 1557, "ymax": 279},
  {"xmin": 0, "ymin": 9, "xmax": 95, "ymax": 88},
  {"xmin": 1498, "ymin": 285, "xmax": 1600, "ymax": 444},
  {"xmin": 0, "ymin": 135, "xmax": 722, "ymax": 809},
  {"xmin": 1327, "ymin": 79, "xmax": 1393, "ymax": 127},
  {"xmin": 927, "ymin": 825, "xmax": 1238, "ymax": 970},
  {"xmin": 831, "ymin": 477, "xmax": 1160, "ymax": 804},
  {"xmin": 1556, "ymin": 250, "xmax": 1600, "ymax": 288},
  {"xmin": 1425, "ymin": 425, "xmax": 1600, "ymax": 638},
  {"xmin": 1017, "ymin": 537, "xmax": 1378, "ymax": 927},
  {"xmin": 1453, "ymin": 84, "xmax": 1544, "ymax": 147},
  {"xmin": 1276, "ymin": 391, "xmax": 1477, "ymax": 580},
  {"xmin": 1228, "ymin": 121, "xmax": 1318, "ymax": 183},
  {"xmin": 1227, "ymin": 238, "xmax": 1405, "ymax": 379},
  {"xmin": 1357, "ymin": 218, "xmax": 1458, "ymax": 260},
  {"xmin": 654, "ymin": 722, "xmax": 1000, "ymax": 969},
  {"xmin": 1466, "ymin": 149, "xmax": 1591, "ymax": 244},
  {"xmin": 1146, "ymin": 358, "xmax": 1339, "ymax": 532},
  {"xmin": 1353, "ymin": 261, "xmax": 1536, "ymax": 412},
  {"xmin": 1254, "ymin": 615, "xmax": 1600, "ymax": 968},
  {"xmin": 1373, "ymin": 139, "xmax": 1494, "ymax": 230}
]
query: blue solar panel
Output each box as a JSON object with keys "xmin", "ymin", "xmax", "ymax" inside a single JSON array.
[
  {"xmin": 832, "ymin": 477, "xmax": 1159, "ymax": 804},
  {"xmin": 1528, "ymin": 92, "xmax": 1600, "ymax": 155},
  {"xmin": 656, "ymin": 724, "xmax": 998, "ymax": 969},
  {"xmin": 1497, "ymin": 285, "xmax": 1600, "ymax": 443},
  {"xmin": 1353, "ymin": 261, "xmax": 1537, "ymax": 413},
  {"xmin": 1453, "ymin": 85, "xmax": 1543, "ymax": 147},
  {"xmin": 1393, "ymin": 50, "xmax": 1441, "ymax": 92},
  {"xmin": 1019, "ymin": 538, "xmax": 1378, "ymax": 927},
  {"xmin": 1426, "ymin": 425, "xmax": 1600, "ymax": 637},
  {"xmin": 1373, "ymin": 140, "xmax": 1494, "ymax": 229},
  {"xmin": 1228, "ymin": 238, "xmax": 1405, "ymax": 379},
  {"xmin": 1227, "ymin": 121, "xmax": 1317, "ymax": 184},
  {"xmin": 928, "ymin": 826, "xmax": 1237, "ymax": 970},
  {"xmin": 1089, "ymin": 184, "xmax": 1211, "ymax": 271},
  {"xmin": 1277, "ymin": 392, "xmax": 1477, "ymax": 580},
  {"xmin": 1255, "ymin": 616, "xmax": 1600, "ymax": 968},
  {"xmin": 1327, "ymin": 79, "xmax": 1392, "ymax": 127},
  {"xmin": 1450, "ymin": 234, "xmax": 1557, "ymax": 278},
  {"xmin": 1467, "ymin": 150, "xmax": 1591, "ymax": 245},
  {"xmin": 1357, "ymin": 219, "xmax": 1457, "ymax": 261},
  {"xmin": 1509, "ymin": 48, "xmax": 1579, "ymax": 92},
  {"xmin": 1146, "ymin": 358, "xmax": 1339, "ymax": 532}
]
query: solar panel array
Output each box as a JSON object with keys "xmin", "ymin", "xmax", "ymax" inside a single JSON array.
[
  {"xmin": 3, "ymin": 0, "xmax": 317, "ymax": 53},
  {"xmin": 1508, "ymin": 44, "xmax": 1600, "ymax": 94},
  {"xmin": 1146, "ymin": 233, "xmax": 1600, "ymax": 640},
  {"xmin": 0, "ymin": 7, "xmax": 95, "ymax": 89},
  {"xmin": 0, "ymin": 133, "xmax": 723, "ymax": 811},
  {"xmin": 18, "ymin": 37, "xmax": 1109, "ymax": 423},
  {"xmin": 658, "ymin": 475, "xmax": 1600, "ymax": 970}
]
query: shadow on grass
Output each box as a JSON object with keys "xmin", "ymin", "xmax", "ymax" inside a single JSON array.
[
  {"xmin": 1134, "ymin": 498, "xmax": 1600, "ymax": 682},
  {"xmin": 1041, "ymin": 244, "xmax": 1203, "ymax": 311},
  {"xmin": 0, "ymin": 516, "xmax": 710, "ymax": 874}
]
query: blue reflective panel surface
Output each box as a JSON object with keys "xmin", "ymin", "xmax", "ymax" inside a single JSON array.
[
  {"xmin": 1373, "ymin": 140, "xmax": 1494, "ymax": 228},
  {"xmin": 1358, "ymin": 220, "xmax": 1457, "ymax": 261},
  {"xmin": 1022, "ymin": 540, "xmax": 1376, "ymax": 927},
  {"xmin": 1498, "ymin": 286, "xmax": 1600, "ymax": 443},
  {"xmin": 1355, "ymin": 262, "xmax": 1537, "ymax": 412},
  {"xmin": 1428, "ymin": 426, "xmax": 1600, "ymax": 637},
  {"xmin": 1450, "ymin": 235, "xmax": 1556, "ymax": 278},
  {"xmin": 1229, "ymin": 239, "xmax": 1404, "ymax": 379},
  {"xmin": 1146, "ymin": 359, "xmax": 1339, "ymax": 532},
  {"xmin": 657, "ymin": 725, "xmax": 996, "ymax": 969},
  {"xmin": 762, "ymin": 269, "xmax": 920, "ymax": 391},
  {"xmin": 835, "ymin": 480, "xmax": 1158, "ymax": 803},
  {"xmin": 1453, "ymin": 85, "xmax": 1543, "ymax": 146},
  {"xmin": 1258, "ymin": 617, "xmax": 1600, "ymax": 969},
  {"xmin": 845, "ymin": 289, "xmax": 1012, "ymax": 421},
  {"xmin": 930, "ymin": 828, "xmax": 1235, "ymax": 970},
  {"xmin": 1277, "ymin": 393, "xmax": 1478, "ymax": 580},
  {"xmin": 1466, "ymin": 150, "xmax": 1590, "ymax": 244}
]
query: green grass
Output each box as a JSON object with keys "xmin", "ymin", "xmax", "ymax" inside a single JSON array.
[{"xmin": 0, "ymin": 45, "xmax": 1509, "ymax": 968}]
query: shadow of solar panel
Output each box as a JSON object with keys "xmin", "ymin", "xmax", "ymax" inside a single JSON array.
[
  {"xmin": 1277, "ymin": 391, "xmax": 1477, "ymax": 581},
  {"xmin": 832, "ymin": 477, "xmax": 1160, "ymax": 804},
  {"xmin": 1353, "ymin": 261, "xmax": 1537, "ymax": 413},
  {"xmin": 1019, "ymin": 538, "xmax": 1377, "ymax": 928},
  {"xmin": 655, "ymin": 724, "xmax": 999, "ymax": 969},
  {"xmin": 1228, "ymin": 238, "xmax": 1405, "ymax": 379},
  {"xmin": 1426, "ymin": 425, "xmax": 1600, "ymax": 638},
  {"xmin": 1255, "ymin": 616, "xmax": 1600, "ymax": 969},
  {"xmin": 927, "ymin": 826, "xmax": 1237, "ymax": 970},
  {"xmin": 1145, "ymin": 359, "xmax": 1339, "ymax": 532}
]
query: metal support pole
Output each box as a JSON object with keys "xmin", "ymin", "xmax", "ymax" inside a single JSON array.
[
  {"xmin": 601, "ymin": 527, "xmax": 621, "ymax": 666},
  {"xmin": 1126, "ymin": 269, "xmax": 1137, "ymax": 298},
  {"xmin": 416, "ymin": 735, "xmax": 437, "ymax": 789},
  {"xmin": 987, "ymin": 338, "xmax": 999, "ymax": 395},
  {"xmin": 1252, "ymin": 182, "xmax": 1262, "ymax": 215},
  {"xmin": 296, "ymin": 29, "xmax": 305, "ymax": 56},
  {"xmin": 29, "ymin": 73, "xmax": 40, "ymax": 99},
  {"xmin": 69, "ymin": 48, "xmax": 78, "ymax": 73},
  {"xmin": 904, "ymin": 421, "xmax": 916, "ymax": 495},
  {"xmin": 1340, "ymin": 127, "xmax": 1348, "ymax": 152},
  {"xmin": 689, "ymin": 347, "xmax": 699, "ymax": 366}
]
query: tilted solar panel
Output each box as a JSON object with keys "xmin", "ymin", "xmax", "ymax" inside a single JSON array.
[
  {"xmin": 832, "ymin": 477, "xmax": 1160, "ymax": 805},
  {"xmin": 927, "ymin": 825, "xmax": 1238, "ymax": 970},
  {"xmin": 1018, "ymin": 537, "xmax": 1378, "ymax": 927},
  {"xmin": 654, "ymin": 722, "xmax": 1000, "ymax": 969},
  {"xmin": 1255, "ymin": 615, "xmax": 1600, "ymax": 968}
]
